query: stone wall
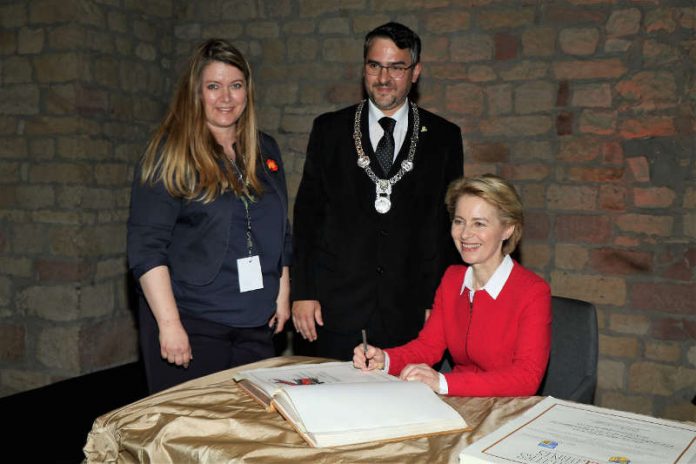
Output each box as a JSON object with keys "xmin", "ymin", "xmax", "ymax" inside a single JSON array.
[
  {"xmin": 0, "ymin": 0, "xmax": 174, "ymax": 394},
  {"xmin": 174, "ymin": 0, "xmax": 695, "ymax": 420},
  {"xmin": 0, "ymin": 0, "xmax": 694, "ymax": 421}
]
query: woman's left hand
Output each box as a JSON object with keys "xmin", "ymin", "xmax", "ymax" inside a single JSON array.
[{"xmin": 399, "ymin": 363, "xmax": 440, "ymax": 392}]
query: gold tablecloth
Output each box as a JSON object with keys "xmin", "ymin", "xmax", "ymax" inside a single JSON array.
[{"xmin": 83, "ymin": 356, "xmax": 544, "ymax": 463}]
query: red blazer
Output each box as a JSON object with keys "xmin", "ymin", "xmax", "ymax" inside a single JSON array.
[{"xmin": 385, "ymin": 262, "xmax": 552, "ymax": 397}]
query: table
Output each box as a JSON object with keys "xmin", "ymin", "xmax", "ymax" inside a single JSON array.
[{"xmin": 83, "ymin": 356, "xmax": 544, "ymax": 463}]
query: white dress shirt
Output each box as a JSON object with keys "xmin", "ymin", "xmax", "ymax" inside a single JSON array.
[
  {"xmin": 461, "ymin": 254, "xmax": 514, "ymax": 302},
  {"xmin": 368, "ymin": 99, "xmax": 409, "ymax": 163}
]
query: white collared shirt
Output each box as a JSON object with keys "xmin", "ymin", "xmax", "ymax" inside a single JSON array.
[
  {"xmin": 368, "ymin": 99, "xmax": 409, "ymax": 162},
  {"xmin": 460, "ymin": 254, "xmax": 514, "ymax": 302}
]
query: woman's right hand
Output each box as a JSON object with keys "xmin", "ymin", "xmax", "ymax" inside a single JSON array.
[
  {"xmin": 158, "ymin": 319, "xmax": 192, "ymax": 368},
  {"xmin": 139, "ymin": 266, "xmax": 192, "ymax": 368},
  {"xmin": 353, "ymin": 344, "xmax": 385, "ymax": 371}
]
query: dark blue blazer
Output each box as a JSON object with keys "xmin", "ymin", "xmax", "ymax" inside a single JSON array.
[{"xmin": 127, "ymin": 132, "xmax": 291, "ymax": 287}]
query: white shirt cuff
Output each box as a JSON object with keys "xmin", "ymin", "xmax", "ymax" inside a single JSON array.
[
  {"xmin": 438, "ymin": 373, "xmax": 448, "ymax": 395},
  {"xmin": 383, "ymin": 352, "xmax": 390, "ymax": 372}
]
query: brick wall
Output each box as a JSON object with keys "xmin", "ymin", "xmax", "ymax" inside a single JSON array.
[
  {"xmin": 0, "ymin": 0, "xmax": 174, "ymax": 393},
  {"xmin": 1, "ymin": 0, "xmax": 693, "ymax": 421}
]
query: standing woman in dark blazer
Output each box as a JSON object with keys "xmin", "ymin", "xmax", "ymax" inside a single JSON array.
[{"xmin": 127, "ymin": 39, "xmax": 292, "ymax": 393}]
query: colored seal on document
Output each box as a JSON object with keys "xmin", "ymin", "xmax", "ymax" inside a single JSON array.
[{"xmin": 609, "ymin": 457, "xmax": 631, "ymax": 464}]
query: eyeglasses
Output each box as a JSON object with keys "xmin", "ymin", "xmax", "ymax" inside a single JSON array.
[{"xmin": 364, "ymin": 61, "xmax": 416, "ymax": 79}]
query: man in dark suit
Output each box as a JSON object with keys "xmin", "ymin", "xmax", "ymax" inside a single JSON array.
[{"xmin": 291, "ymin": 22, "xmax": 464, "ymax": 360}]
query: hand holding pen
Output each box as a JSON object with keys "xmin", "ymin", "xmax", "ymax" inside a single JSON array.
[{"xmin": 353, "ymin": 329, "xmax": 385, "ymax": 371}]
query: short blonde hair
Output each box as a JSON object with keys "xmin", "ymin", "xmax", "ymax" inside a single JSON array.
[{"xmin": 445, "ymin": 174, "xmax": 524, "ymax": 255}]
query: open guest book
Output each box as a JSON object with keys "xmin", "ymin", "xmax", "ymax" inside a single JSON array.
[{"xmin": 233, "ymin": 361, "xmax": 469, "ymax": 448}]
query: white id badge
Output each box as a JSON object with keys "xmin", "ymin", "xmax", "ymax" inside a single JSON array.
[{"xmin": 237, "ymin": 255, "xmax": 263, "ymax": 292}]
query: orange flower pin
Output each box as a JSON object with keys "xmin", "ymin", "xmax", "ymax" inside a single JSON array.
[{"xmin": 266, "ymin": 158, "xmax": 279, "ymax": 172}]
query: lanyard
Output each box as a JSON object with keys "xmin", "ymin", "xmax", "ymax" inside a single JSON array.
[
  {"xmin": 240, "ymin": 195, "xmax": 254, "ymax": 257},
  {"xmin": 231, "ymin": 158, "xmax": 255, "ymax": 257}
]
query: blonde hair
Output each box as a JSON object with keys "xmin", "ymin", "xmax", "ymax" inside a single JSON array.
[
  {"xmin": 445, "ymin": 174, "xmax": 524, "ymax": 255},
  {"xmin": 139, "ymin": 39, "xmax": 261, "ymax": 202}
]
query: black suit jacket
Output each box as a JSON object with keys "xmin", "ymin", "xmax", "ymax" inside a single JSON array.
[{"xmin": 292, "ymin": 102, "xmax": 464, "ymax": 343}]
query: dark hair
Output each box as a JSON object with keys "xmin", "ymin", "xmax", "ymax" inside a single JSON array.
[{"xmin": 363, "ymin": 22, "xmax": 421, "ymax": 65}]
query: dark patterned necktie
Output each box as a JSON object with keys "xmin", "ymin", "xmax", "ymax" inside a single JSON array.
[{"xmin": 375, "ymin": 117, "xmax": 396, "ymax": 175}]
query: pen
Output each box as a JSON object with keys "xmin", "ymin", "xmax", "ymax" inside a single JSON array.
[{"xmin": 362, "ymin": 329, "xmax": 369, "ymax": 367}]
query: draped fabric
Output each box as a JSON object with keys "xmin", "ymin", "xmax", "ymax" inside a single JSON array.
[{"xmin": 83, "ymin": 356, "xmax": 544, "ymax": 463}]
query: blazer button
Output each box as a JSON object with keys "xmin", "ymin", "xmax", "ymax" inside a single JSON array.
[{"xmin": 376, "ymin": 266, "xmax": 384, "ymax": 275}]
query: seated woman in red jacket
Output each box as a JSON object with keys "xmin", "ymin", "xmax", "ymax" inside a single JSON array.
[{"xmin": 353, "ymin": 174, "xmax": 552, "ymax": 396}]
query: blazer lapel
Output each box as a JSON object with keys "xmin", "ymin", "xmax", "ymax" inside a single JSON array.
[{"xmin": 354, "ymin": 104, "xmax": 375, "ymax": 212}]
